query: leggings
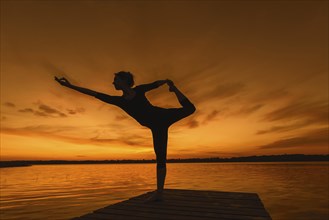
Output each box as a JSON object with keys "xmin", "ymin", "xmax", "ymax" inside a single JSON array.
[{"xmin": 150, "ymin": 98, "xmax": 195, "ymax": 169}]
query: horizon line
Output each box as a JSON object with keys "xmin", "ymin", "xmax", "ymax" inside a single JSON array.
[{"xmin": 1, "ymin": 154, "xmax": 328, "ymax": 162}]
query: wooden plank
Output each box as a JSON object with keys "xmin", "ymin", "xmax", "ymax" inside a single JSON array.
[
  {"xmin": 72, "ymin": 189, "xmax": 272, "ymax": 220},
  {"xmin": 71, "ymin": 212, "xmax": 111, "ymax": 220},
  {"xmin": 167, "ymin": 194, "xmax": 260, "ymax": 203},
  {"xmin": 127, "ymin": 199, "xmax": 267, "ymax": 215},
  {"xmin": 71, "ymin": 212, "xmax": 154, "ymax": 220},
  {"xmin": 99, "ymin": 195, "xmax": 270, "ymax": 219},
  {"xmin": 130, "ymin": 199, "xmax": 264, "ymax": 212},
  {"xmin": 165, "ymin": 188, "xmax": 260, "ymax": 200},
  {"xmin": 97, "ymin": 208, "xmax": 221, "ymax": 220},
  {"xmin": 98, "ymin": 202, "xmax": 270, "ymax": 220},
  {"xmin": 114, "ymin": 199, "xmax": 270, "ymax": 217},
  {"xmin": 131, "ymin": 190, "xmax": 261, "ymax": 203},
  {"xmin": 71, "ymin": 211, "xmax": 155, "ymax": 220},
  {"xmin": 130, "ymin": 192, "xmax": 265, "ymax": 209}
]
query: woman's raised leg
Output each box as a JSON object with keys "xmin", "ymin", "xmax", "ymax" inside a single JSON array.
[
  {"xmin": 166, "ymin": 81, "xmax": 196, "ymax": 126},
  {"xmin": 168, "ymin": 80, "xmax": 193, "ymax": 105}
]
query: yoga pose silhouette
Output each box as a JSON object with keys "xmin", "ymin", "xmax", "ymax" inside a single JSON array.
[{"xmin": 55, "ymin": 71, "xmax": 196, "ymax": 202}]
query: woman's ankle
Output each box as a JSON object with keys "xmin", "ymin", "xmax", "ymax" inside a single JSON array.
[{"xmin": 156, "ymin": 189, "xmax": 164, "ymax": 194}]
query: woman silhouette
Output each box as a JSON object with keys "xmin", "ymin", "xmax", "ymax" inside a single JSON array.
[{"xmin": 55, "ymin": 71, "xmax": 196, "ymax": 202}]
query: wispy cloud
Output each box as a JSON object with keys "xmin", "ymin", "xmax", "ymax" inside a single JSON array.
[
  {"xmin": 115, "ymin": 114, "xmax": 129, "ymax": 121},
  {"xmin": 18, "ymin": 106, "xmax": 67, "ymax": 117},
  {"xmin": 185, "ymin": 119, "xmax": 199, "ymax": 128},
  {"xmin": 1, "ymin": 126, "xmax": 152, "ymax": 148},
  {"xmin": 191, "ymin": 81, "xmax": 246, "ymax": 105},
  {"xmin": 91, "ymin": 133, "xmax": 150, "ymax": 146},
  {"xmin": 66, "ymin": 107, "xmax": 85, "ymax": 115},
  {"xmin": 3, "ymin": 102, "xmax": 16, "ymax": 108},
  {"xmin": 262, "ymin": 100, "xmax": 328, "ymax": 124},
  {"xmin": 219, "ymin": 103, "xmax": 264, "ymax": 118},
  {"xmin": 38, "ymin": 104, "xmax": 67, "ymax": 117},
  {"xmin": 235, "ymin": 104, "xmax": 263, "ymax": 115},
  {"xmin": 212, "ymin": 82, "xmax": 246, "ymax": 100},
  {"xmin": 17, "ymin": 102, "xmax": 85, "ymax": 118},
  {"xmin": 169, "ymin": 147, "xmax": 242, "ymax": 158},
  {"xmin": 257, "ymin": 128, "xmax": 328, "ymax": 150},
  {"xmin": 257, "ymin": 120, "xmax": 313, "ymax": 135},
  {"xmin": 203, "ymin": 110, "xmax": 219, "ymax": 123},
  {"xmin": 253, "ymin": 88, "xmax": 290, "ymax": 103},
  {"xmin": 18, "ymin": 108, "xmax": 34, "ymax": 113},
  {"xmin": 256, "ymin": 100, "xmax": 328, "ymax": 135}
]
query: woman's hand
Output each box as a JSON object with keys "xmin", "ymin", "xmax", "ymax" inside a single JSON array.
[
  {"xmin": 55, "ymin": 77, "xmax": 72, "ymax": 87},
  {"xmin": 166, "ymin": 79, "xmax": 175, "ymax": 92},
  {"xmin": 166, "ymin": 79, "xmax": 173, "ymax": 86}
]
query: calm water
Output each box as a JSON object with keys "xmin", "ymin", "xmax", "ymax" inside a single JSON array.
[{"xmin": 0, "ymin": 162, "xmax": 328, "ymax": 220}]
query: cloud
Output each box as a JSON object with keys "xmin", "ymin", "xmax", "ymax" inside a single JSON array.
[
  {"xmin": 34, "ymin": 111, "xmax": 49, "ymax": 117},
  {"xmin": 3, "ymin": 102, "xmax": 16, "ymax": 107},
  {"xmin": 18, "ymin": 103, "xmax": 68, "ymax": 118},
  {"xmin": 18, "ymin": 108, "xmax": 34, "ymax": 113},
  {"xmin": 203, "ymin": 110, "xmax": 219, "ymax": 123},
  {"xmin": 16, "ymin": 124, "xmax": 77, "ymax": 133},
  {"xmin": 66, "ymin": 107, "xmax": 85, "ymax": 115},
  {"xmin": 1, "ymin": 125, "xmax": 152, "ymax": 148},
  {"xmin": 185, "ymin": 119, "xmax": 199, "ymax": 128},
  {"xmin": 262, "ymin": 100, "xmax": 328, "ymax": 124},
  {"xmin": 192, "ymin": 81, "xmax": 246, "ymax": 104},
  {"xmin": 18, "ymin": 107, "xmax": 67, "ymax": 117},
  {"xmin": 38, "ymin": 104, "xmax": 67, "ymax": 117},
  {"xmin": 115, "ymin": 114, "xmax": 129, "ymax": 121},
  {"xmin": 212, "ymin": 82, "xmax": 246, "ymax": 100},
  {"xmin": 172, "ymin": 115, "xmax": 200, "ymax": 129},
  {"xmin": 90, "ymin": 134, "xmax": 149, "ymax": 146},
  {"xmin": 253, "ymin": 88, "xmax": 290, "ymax": 103},
  {"xmin": 235, "ymin": 104, "xmax": 263, "ymax": 115},
  {"xmin": 169, "ymin": 148, "xmax": 243, "ymax": 159},
  {"xmin": 254, "ymin": 97, "xmax": 328, "ymax": 135},
  {"xmin": 219, "ymin": 103, "xmax": 263, "ymax": 118},
  {"xmin": 257, "ymin": 120, "xmax": 312, "ymax": 135},
  {"xmin": 257, "ymin": 128, "xmax": 328, "ymax": 149}
]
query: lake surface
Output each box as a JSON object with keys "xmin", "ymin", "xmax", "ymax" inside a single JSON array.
[{"xmin": 0, "ymin": 162, "xmax": 328, "ymax": 220}]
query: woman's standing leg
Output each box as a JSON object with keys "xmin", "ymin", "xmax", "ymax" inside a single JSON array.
[{"xmin": 146, "ymin": 126, "xmax": 168, "ymax": 202}]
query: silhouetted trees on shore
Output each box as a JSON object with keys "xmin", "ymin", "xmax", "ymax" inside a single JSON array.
[{"xmin": 1, "ymin": 154, "xmax": 328, "ymax": 168}]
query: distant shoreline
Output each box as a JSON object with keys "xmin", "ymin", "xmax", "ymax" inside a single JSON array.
[{"xmin": 1, "ymin": 154, "xmax": 328, "ymax": 168}]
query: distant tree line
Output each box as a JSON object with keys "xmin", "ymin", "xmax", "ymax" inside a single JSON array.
[{"xmin": 1, "ymin": 154, "xmax": 328, "ymax": 168}]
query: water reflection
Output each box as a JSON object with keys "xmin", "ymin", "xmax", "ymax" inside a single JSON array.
[{"xmin": 1, "ymin": 162, "xmax": 328, "ymax": 220}]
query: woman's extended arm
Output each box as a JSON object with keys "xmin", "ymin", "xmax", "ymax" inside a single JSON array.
[
  {"xmin": 137, "ymin": 79, "xmax": 170, "ymax": 92},
  {"xmin": 55, "ymin": 77, "xmax": 119, "ymax": 105},
  {"xmin": 55, "ymin": 77, "xmax": 98, "ymax": 96}
]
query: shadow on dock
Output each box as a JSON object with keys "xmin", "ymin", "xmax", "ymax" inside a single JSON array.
[{"xmin": 72, "ymin": 189, "xmax": 272, "ymax": 220}]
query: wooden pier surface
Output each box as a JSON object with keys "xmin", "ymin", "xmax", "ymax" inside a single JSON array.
[{"xmin": 72, "ymin": 189, "xmax": 272, "ymax": 220}]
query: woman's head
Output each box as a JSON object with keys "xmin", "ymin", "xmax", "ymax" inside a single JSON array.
[{"xmin": 113, "ymin": 71, "xmax": 134, "ymax": 90}]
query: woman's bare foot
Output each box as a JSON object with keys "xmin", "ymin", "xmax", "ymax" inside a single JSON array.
[{"xmin": 144, "ymin": 191, "xmax": 164, "ymax": 203}]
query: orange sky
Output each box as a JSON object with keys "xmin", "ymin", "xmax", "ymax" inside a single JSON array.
[{"xmin": 1, "ymin": 1, "xmax": 328, "ymax": 161}]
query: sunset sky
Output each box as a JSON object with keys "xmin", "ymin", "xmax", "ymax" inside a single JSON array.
[{"xmin": 1, "ymin": 0, "xmax": 328, "ymax": 161}]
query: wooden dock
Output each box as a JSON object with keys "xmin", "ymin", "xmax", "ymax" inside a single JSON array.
[{"xmin": 72, "ymin": 189, "xmax": 272, "ymax": 220}]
